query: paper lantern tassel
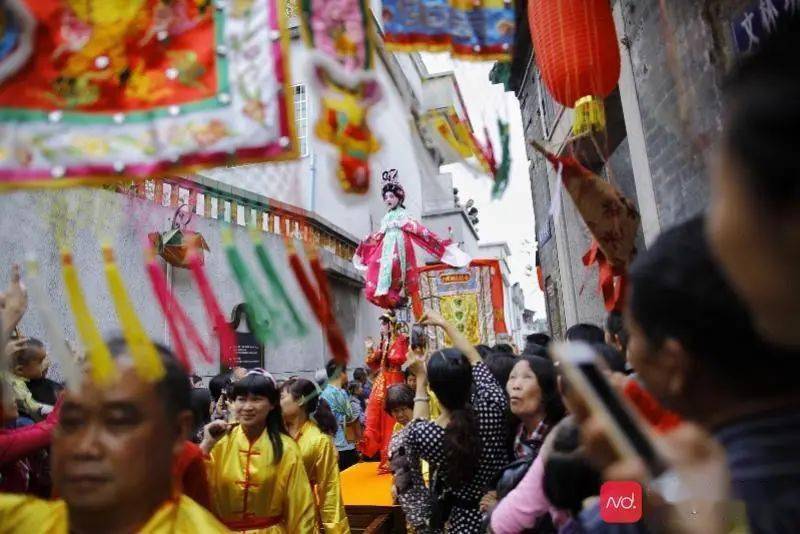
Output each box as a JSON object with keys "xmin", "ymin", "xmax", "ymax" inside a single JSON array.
[
  {"xmin": 102, "ymin": 246, "xmax": 165, "ymax": 382},
  {"xmin": 61, "ymin": 251, "xmax": 116, "ymax": 385}
]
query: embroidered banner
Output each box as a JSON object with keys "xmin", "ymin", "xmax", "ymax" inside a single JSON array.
[
  {"xmin": 382, "ymin": 0, "xmax": 515, "ymax": 61},
  {"xmin": 414, "ymin": 259, "xmax": 508, "ymax": 350},
  {"xmin": 298, "ymin": 0, "xmax": 373, "ymax": 70},
  {"xmin": 0, "ymin": 0, "xmax": 296, "ymax": 189}
]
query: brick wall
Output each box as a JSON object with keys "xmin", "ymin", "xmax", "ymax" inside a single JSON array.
[{"xmin": 514, "ymin": 0, "xmax": 754, "ymax": 335}]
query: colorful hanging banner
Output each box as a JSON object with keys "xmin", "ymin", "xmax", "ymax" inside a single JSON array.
[
  {"xmin": 312, "ymin": 55, "xmax": 382, "ymax": 194},
  {"xmin": 382, "ymin": 0, "xmax": 515, "ymax": 61},
  {"xmin": 299, "ymin": 0, "xmax": 373, "ymax": 70},
  {"xmin": 413, "ymin": 259, "xmax": 508, "ymax": 349},
  {"xmin": 418, "ymin": 107, "xmax": 475, "ymax": 162},
  {"xmin": 0, "ymin": 0, "xmax": 297, "ymax": 189}
]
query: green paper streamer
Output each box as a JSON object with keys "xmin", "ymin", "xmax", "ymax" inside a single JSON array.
[
  {"xmin": 492, "ymin": 119, "xmax": 511, "ymax": 200},
  {"xmin": 253, "ymin": 238, "xmax": 307, "ymax": 339},
  {"xmin": 223, "ymin": 231, "xmax": 273, "ymax": 345}
]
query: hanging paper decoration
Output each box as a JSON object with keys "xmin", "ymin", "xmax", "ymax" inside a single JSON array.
[
  {"xmin": 187, "ymin": 249, "xmax": 237, "ymax": 368},
  {"xmin": 382, "ymin": 0, "xmax": 515, "ymax": 61},
  {"xmin": 353, "ymin": 169, "xmax": 471, "ymax": 314},
  {"xmin": 312, "ymin": 55, "xmax": 382, "ymax": 194},
  {"xmin": 146, "ymin": 252, "xmax": 212, "ymax": 372},
  {"xmin": 298, "ymin": 0, "xmax": 372, "ymax": 71},
  {"xmin": 148, "ymin": 204, "xmax": 209, "ymax": 269},
  {"xmin": 0, "ymin": 0, "xmax": 297, "ymax": 189},
  {"xmin": 252, "ymin": 232, "xmax": 307, "ymax": 339},
  {"xmin": 102, "ymin": 245, "xmax": 165, "ymax": 382},
  {"xmin": 528, "ymin": 0, "xmax": 621, "ymax": 135},
  {"xmin": 61, "ymin": 250, "xmax": 116, "ymax": 385},
  {"xmin": 26, "ymin": 258, "xmax": 81, "ymax": 389},
  {"xmin": 491, "ymin": 119, "xmax": 511, "ymax": 199},
  {"xmin": 223, "ymin": 228, "xmax": 275, "ymax": 345},
  {"xmin": 286, "ymin": 238, "xmax": 349, "ymax": 366},
  {"xmin": 419, "ymin": 108, "xmax": 508, "ymax": 195},
  {"xmin": 533, "ymin": 144, "xmax": 639, "ymax": 311},
  {"xmin": 419, "ymin": 107, "xmax": 477, "ymax": 163}
]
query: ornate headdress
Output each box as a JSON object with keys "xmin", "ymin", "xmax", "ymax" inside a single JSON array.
[
  {"xmin": 381, "ymin": 169, "xmax": 405, "ymax": 206},
  {"xmin": 379, "ymin": 310, "xmax": 397, "ymax": 324}
]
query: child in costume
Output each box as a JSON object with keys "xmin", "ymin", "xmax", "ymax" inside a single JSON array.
[
  {"xmin": 359, "ymin": 312, "xmax": 408, "ymax": 473},
  {"xmin": 353, "ymin": 169, "xmax": 470, "ymax": 310}
]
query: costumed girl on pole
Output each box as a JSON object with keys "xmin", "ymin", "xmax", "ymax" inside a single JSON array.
[
  {"xmin": 353, "ymin": 169, "xmax": 471, "ymax": 310},
  {"xmin": 360, "ymin": 312, "xmax": 408, "ymax": 472}
]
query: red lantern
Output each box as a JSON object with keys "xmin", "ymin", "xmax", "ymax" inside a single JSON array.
[{"xmin": 528, "ymin": 0, "xmax": 621, "ymax": 134}]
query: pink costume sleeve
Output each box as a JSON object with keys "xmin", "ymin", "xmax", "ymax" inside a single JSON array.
[
  {"xmin": 402, "ymin": 220, "xmax": 470, "ymax": 267},
  {"xmin": 490, "ymin": 454, "xmax": 567, "ymax": 534}
]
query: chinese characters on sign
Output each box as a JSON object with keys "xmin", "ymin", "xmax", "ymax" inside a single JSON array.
[{"xmin": 732, "ymin": 0, "xmax": 798, "ymax": 56}]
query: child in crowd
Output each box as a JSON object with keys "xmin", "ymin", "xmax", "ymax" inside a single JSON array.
[
  {"xmin": 404, "ymin": 368, "xmax": 417, "ymax": 391},
  {"xmin": 6, "ymin": 338, "xmax": 53, "ymax": 422},
  {"xmin": 386, "ymin": 383, "xmax": 414, "ymax": 434},
  {"xmin": 347, "ymin": 381, "xmax": 366, "ymax": 426}
]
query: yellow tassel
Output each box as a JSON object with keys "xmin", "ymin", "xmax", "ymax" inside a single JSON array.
[
  {"xmin": 102, "ymin": 245, "xmax": 165, "ymax": 382},
  {"xmin": 573, "ymin": 96, "xmax": 607, "ymax": 136},
  {"xmin": 61, "ymin": 250, "xmax": 117, "ymax": 385}
]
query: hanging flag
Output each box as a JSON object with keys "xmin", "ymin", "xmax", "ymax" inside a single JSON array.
[
  {"xmin": 491, "ymin": 119, "xmax": 511, "ymax": 199},
  {"xmin": 0, "ymin": 0, "xmax": 297, "ymax": 189},
  {"xmin": 299, "ymin": 0, "xmax": 373, "ymax": 71},
  {"xmin": 382, "ymin": 0, "xmax": 515, "ymax": 62}
]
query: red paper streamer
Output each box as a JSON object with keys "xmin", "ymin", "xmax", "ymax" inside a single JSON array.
[
  {"xmin": 287, "ymin": 240, "xmax": 349, "ymax": 366},
  {"xmin": 147, "ymin": 257, "xmax": 214, "ymax": 371},
  {"xmin": 188, "ymin": 251, "xmax": 237, "ymax": 368}
]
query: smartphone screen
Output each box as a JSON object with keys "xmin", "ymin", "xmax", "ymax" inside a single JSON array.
[
  {"xmin": 410, "ymin": 325, "xmax": 426, "ymax": 350},
  {"xmin": 575, "ymin": 361, "xmax": 667, "ymax": 477}
]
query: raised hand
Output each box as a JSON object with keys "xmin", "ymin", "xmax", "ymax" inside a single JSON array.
[{"xmin": 1, "ymin": 264, "xmax": 28, "ymax": 337}]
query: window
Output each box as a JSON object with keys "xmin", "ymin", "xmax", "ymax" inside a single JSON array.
[{"xmin": 293, "ymin": 84, "xmax": 309, "ymax": 157}]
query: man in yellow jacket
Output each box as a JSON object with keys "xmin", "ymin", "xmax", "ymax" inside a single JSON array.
[{"xmin": 0, "ymin": 337, "xmax": 226, "ymax": 533}]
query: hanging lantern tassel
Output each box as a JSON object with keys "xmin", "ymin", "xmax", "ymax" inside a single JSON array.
[
  {"xmin": 27, "ymin": 258, "xmax": 81, "ymax": 389},
  {"xmin": 188, "ymin": 248, "xmax": 237, "ymax": 368},
  {"xmin": 102, "ymin": 245, "xmax": 165, "ymax": 382},
  {"xmin": 529, "ymin": 0, "xmax": 621, "ymax": 136},
  {"xmin": 573, "ymin": 96, "xmax": 607, "ymax": 136},
  {"xmin": 61, "ymin": 250, "xmax": 117, "ymax": 385}
]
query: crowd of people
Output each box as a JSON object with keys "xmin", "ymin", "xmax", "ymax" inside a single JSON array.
[{"xmin": 0, "ymin": 13, "xmax": 798, "ymax": 534}]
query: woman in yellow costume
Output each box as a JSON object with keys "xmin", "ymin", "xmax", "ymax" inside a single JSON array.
[
  {"xmin": 281, "ymin": 378, "xmax": 351, "ymax": 534},
  {"xmin": 201, "ymin": 369, "xmax": 317, "ymax": 533}
]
